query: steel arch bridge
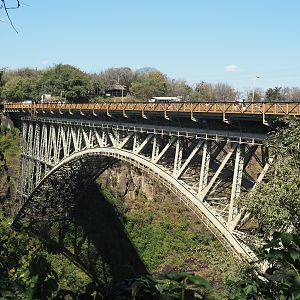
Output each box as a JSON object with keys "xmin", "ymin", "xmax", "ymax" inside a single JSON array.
[{"xmin": 4, "ymin": 101, "xmax": 300, "ymax": 261}]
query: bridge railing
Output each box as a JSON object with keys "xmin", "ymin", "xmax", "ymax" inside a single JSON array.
[{"xmin": 3, "ymin": 101, "xmax": 300, "ymax": 117}]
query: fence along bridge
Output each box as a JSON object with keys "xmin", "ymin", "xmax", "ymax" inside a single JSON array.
[{"xmin": 4, "ymin": 101, "xmax": 300, "ymax": 261}]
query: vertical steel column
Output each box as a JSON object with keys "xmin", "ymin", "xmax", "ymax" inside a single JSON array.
[
  {"xmin": 82, "ymin": 127, "xmax": 92, "ymax": 149},
  {"xmin": 33, "ymin": 123, "xmax": 40, "ymax": 158},
  {"xmin": 40, "ymin": 124, "xmax": 48, "ymax": 162},
  {"xmin": 107, "ymin": 129, "xmax": 117, "ymax": 148},
  {"xmin": 114, "ymin": 129, "xmax": 120, "ymax": 148},
  {"xmin": 21, "ymin": 122, "xmax": 28, "ymax": 154},
  {"xmin": 33, "ymin": 123, "xmax": 42, "ymax": 186},
  {"xmin": 133, "ymin": 132, "xmax": 140, "ymax": 153},
  {"xmin": 93, "ymin": 127, "xmax": 103, "ymax": 147},
  {"xmin": 77, "ymin": 127, "xmax": 83, "ymax": 151},
  {"xmin": 48, "ymin": 124, "xmax": 58, "ymax": 164},
  {"xmin": 151, "ymin": 135, "xmax": 160, "ymax": 162},
  {"xmin": 27, "ymin": 122, "xmax": 34, "ymax": 157},
  {"xmin": 102, "ymin": 130, "xmax": 108, "ymax": 147},
  {"xmin": 70, "ymin": 127, "xmax": 79, "ymax": 152},
  {"xmin": 198, "ymin": 140, "xmax": 211, "ymax": 196},
  {"xmin": 228, "ymin": 143, "xmax": 245, "ymax": 230},
  {"xmin": 65, "ymin": 127, "xmax": 71, "ymax": 157},
  {"xmin": 25, "ymin": 122, "xmax": 34, "ymax": 194},
  {"xmin": 173, "ymin": 138, "xmax": 183, "ymax": 176},
  {"xmin": 59, "ymin": 125, "xmax": 68, "ymax": 159},
  {"xmin": 55, "ymin": 125, "xmax": 62, "ymax": 163}
]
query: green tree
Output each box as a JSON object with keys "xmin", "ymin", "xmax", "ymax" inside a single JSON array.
[
  {"xmin": 37, "ymin": 64, "xmax": 90, "ymax": 102},
  {"xmin": 192, "ymin": 81, "xmax": 214, "ymax": 101},
  {"xmin": 2, "ymin": 76, "xmax": 39, "ymax": 101},
  {"xmin": 265, "ymin": 86, "xmax": 285, "ymax": 102},
  {"xmin": 1, "ymin": 68, "xmax": 41, "ymax": 101},
  {"xmin": 230, "ymin": 232, "xmax": 300, "ymax": 300},
  {"xmin": 192, "ymin": 82, "xmax": 237, "ymax": 102},
  {"xmin": 130, "ymin": 71, "xmax": 170, "ymax": 100},
  {"xmin": 238, "ymin": 117, "xmax": 300, "ymax": 237}
]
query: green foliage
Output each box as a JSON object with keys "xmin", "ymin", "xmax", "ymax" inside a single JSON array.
[
  {"xmin": 37, "ymin": 64, "xmax": 89, "ymax": 102},
  {"xmin": 1, "ymin": 65, "xmax": 90, "ymax": 102},
  {"xmin": 230, "ymin": 232, "xmax": 300, "ymax": 300},
  {"xmin": 25, "ymin": 255, "xmax": 59, "ymax": 299},
  {"xmin": 106, "ymin": 272, "xmax": 211, "ymax": 299},
  {"xmin": 1, "ymin": 69, "xmax": 41, "ymax": 101},
  {"xmin": 192, "ymin": 81, "xmax": 214, "ymax": 102},
  {"xmin": 0, "ymin": 209, "xmax": 90, "ymax": 299},
  {"xmin": 0, "ymin": 210, "xmax": 40, "ymax": 281},
  {"xmin": 191, "ymin": 81, "xmax": 237, "ymax": 102},
  {"xmin": 265, "ymin": 86, "xmax": 285, "ymax": 102},
  {"xmin": 238, "ymin": 117, "xmax": 300, "ymax": 237},
  {"xmin": 130, "ymin": 71, "xmax": 170, "ymax": 100}
]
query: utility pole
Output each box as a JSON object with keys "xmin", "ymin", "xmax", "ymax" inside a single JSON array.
[{"xmin": 252, "ymin": 76, "xmax": 260, "ymax": 103}]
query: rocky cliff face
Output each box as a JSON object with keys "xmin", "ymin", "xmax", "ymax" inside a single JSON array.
[{"xmin": 99, "ymin": 162, "xmax": 156, "ymax": 201}]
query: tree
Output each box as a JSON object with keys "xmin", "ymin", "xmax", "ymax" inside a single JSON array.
[
  {"xmin": 192, "ymin": 81, "xmax": 214, "ymax": 102},
  {"xmin": 238, "ymin": 117, "xmax": 300, "ymax": 238},
  {"xmin": 169, "ymin": 80, "xmax": 192, "ymax": 101},
  {"xmin": 1, "ymin": 69, "xmax": 40, "ymax": 101},
  {"xmin": 281, "ymin": 87, "xmax": 300, "ymax": 102},
  {"xmin": 212, "ymin": 82, "xmax": 237, "ymax": 102},
  {"xmin": 37, "ymin": 64, "xmax": 90, "ymax": 102},
  {"xmin": 230, "ymin": 232, "xmax": 300, "ymax": 299},
  {"xmin": 87, "ymin": 67, "xmax": 134, "ymax": 98},
  {"xmin": 192, "ymin": 82, "xmax": 237, "ymax": 102},
  {"xmin": 265, "ymin": 86, "xmax": 285, "ymax": 102},
  {"xmin": 130, "ymin": 71, "xmax": 170, "ymax": 100},
  {"xmin": 246, "ymin": 88, "xmax": 264, "ymax": 102}
]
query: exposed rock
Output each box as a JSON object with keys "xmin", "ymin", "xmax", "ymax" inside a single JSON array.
[
  {"xmin": 99, "ymin": 162, "xmax": 155, "ymax": 201},
  {"xmin": 1, "ymin": 114, "xmax": 14, "ymax": 129}
]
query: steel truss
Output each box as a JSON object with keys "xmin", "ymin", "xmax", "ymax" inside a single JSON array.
[{"xmin": 14, "ymin": 117, "xmax": 272, "ymax": 261}]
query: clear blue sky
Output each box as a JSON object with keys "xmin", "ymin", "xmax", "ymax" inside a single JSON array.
[{"xmin": 1, "ymin": 0, "xmax": 300, "ymax": 92}]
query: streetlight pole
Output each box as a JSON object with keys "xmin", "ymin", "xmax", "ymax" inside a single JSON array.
[
  {"xmin": 121, "ymin": 85, "xmax": 126, "ymax": 104},
  {"xmin": 252, "ymin": 76, "xmax": 260, "ymax": 103}
]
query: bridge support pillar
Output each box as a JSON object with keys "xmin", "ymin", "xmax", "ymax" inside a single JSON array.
[
  {"xmin": 198, "ymin": 140, "xmax": 211, "ymax": 196},
  {"xmin": 151, "ymin": 135, "xmax": 160, "ymax": 162},
  {"xmin": 173, "ymin": 138, "xmax": 183, "ymax": 176},
  {"xmin": 228, "ymin": 143, "xmax": 245, "ymax": 230}
]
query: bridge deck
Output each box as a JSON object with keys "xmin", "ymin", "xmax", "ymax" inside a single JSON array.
[{"xmin": 4, "ymin": 101, "xmax": 300, "ymax": 122}]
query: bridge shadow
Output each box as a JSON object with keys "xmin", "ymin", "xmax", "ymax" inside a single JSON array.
[{"xmin": 28, "ymin": 182, "xmax": 148, "ymax": 289}]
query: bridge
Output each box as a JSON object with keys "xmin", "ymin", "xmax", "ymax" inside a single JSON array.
[{"xmin": 3, "ymin": 101, "xmax": 300, "ymax": 261}]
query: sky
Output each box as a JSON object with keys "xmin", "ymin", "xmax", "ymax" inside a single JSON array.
[{"xmin": 1, "ymin": 0, "xmax": 300, "ymax": 92}]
